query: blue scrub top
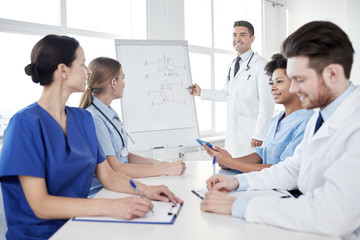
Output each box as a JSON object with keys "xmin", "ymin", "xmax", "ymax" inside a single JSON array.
[
  {"xmin": 0, "ymin": 103, "xmax": 105, "ymax": 240},
  {"xmin": 255, "ymin": 109, "xmax": 314, "ymax": 165},
  {"xmin": 86, "ymin": 96, "xmax": 128, "ymax": 196}
]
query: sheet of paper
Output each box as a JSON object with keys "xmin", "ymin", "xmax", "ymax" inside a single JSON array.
[{"xmin": 73, "ymin": 201, "xmax": 181, "ymax": 224}]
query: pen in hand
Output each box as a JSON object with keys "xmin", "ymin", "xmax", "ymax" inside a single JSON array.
[
  {"xmin": 187, "ymin": 86, "xmax": 195, "ymax": 89},
  {"xmin": 212, "ymin": 156, "xmax": 216, "ymax": 187},
  {"xmin": 129, "ymin": 179, "xmax": 154, "ymax": 213}
]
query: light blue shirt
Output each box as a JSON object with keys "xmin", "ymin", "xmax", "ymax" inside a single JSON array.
[
  {"xmin": 255, "ymin": 109, "xmax": 314, "ymax": 164},
  {"xmin": 86, "ymin": 96, "xmax": 128, "ymax": 163},
  {"xmin": 320, "ymin": 83, "xmax": 356, "ymax": 122},
  {"xmin": 86, "ymin": 96, "xmax": 128, "ymax": 196},
  {"xmin": 232, "ymin": 83, "xmax": 356, "ymax": 219},
  {"xmin": 239, "ymin": 49, "xmax": 254, "ymax": 67}
]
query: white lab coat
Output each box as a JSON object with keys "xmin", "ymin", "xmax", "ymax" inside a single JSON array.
[
  {"xmin": 242, "ymin": 86, "xmax": 360, "ymax": 238},
  {"xmin": 201, "ymin": 52, "xmax": 274, "ymax": 157}
]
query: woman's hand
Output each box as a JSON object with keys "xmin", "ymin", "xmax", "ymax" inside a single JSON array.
[
  {"xmin": 163, "ymin": 160, "xmax": 186, "ymax": 176},
  {"xmin": 109, "ymin": 197, "xmax": 153, "ymax": 219},
  {"xmin": 204, "ymin": 144, "xmax": 234, "ymax": 168},
  {"xmin": 143, "ymin": 185, "xmax": 183, "ymax": 204}
]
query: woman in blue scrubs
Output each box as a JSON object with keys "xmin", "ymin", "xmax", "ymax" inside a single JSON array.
[
  {"xmin": 0, "ymin": 35, "xmax": 182, "ymax": 240},
  {"xmin": 79, "ymin": 57, "xmax": 186, "ymax": 196},
  {"xmin": 203, "ymin": 53, "xmax": 314, "ymax": 172}
]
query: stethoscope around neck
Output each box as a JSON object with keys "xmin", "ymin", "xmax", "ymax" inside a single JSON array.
[
  {"xmin": 227, "ymin": 52, "xmax": 254, "ymax": 81},
  {"xmin": 91, "ymin": 102, "xmax": 129, "ymax": 157}
]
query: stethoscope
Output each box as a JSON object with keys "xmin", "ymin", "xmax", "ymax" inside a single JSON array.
[
  {"xmin": 227, "ymin": 52, "xmax": 254, "ymax": 81},
  {"xmin": 91, "ymin": 102, "xmax": 130, "ymax": 157}
]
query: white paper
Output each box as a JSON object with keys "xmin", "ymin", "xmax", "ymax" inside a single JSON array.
[
  {"xmin": 73, "ymin": 201, "xmax": 181, "ymax": 224},
  {"xmin": 193, "ymin": 188, "xmax": 290, "ymax": 199}
]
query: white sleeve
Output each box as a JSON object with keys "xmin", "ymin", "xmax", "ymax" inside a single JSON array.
[
  {"xmin": 200, "ymin": 89, "xmax": 228, "ymax": 101},
  {"xmin": 244, "ymin": 130, "xmax": 360, "ymax": 237},
  {"xmin": 245, "ymin": 139, "xmax": 302, "ymax": 191}
]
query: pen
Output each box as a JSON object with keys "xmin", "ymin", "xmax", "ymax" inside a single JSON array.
[
  {"xmin": 191, "ymin": 190, "xmax": 204, "ymax": 199},
  {"xmin": 129, "ymin": 179, "xmax": 154, "ymax": 213},
  {"xmin": 273, "ymin": 189, "xmax": 293, "ymax": 198},
  {"xmin": 247, "ymin": 74, "xmax": 251, "ymax": 80},
  {"xmin": 178, "ymin": 152, "xmax": 182, "ymax": 161},
  {"xmin": 187, "ymin": 86, "xmax": 195, "ymax": 89},
  {"xmin": 212, "ymin": 156, "xmax": 216, "ymax": 187}
]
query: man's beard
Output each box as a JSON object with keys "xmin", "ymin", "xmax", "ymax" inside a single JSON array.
[{"xmin": 302, "ymin": 77, "xmax": 334, "ymax": 109}]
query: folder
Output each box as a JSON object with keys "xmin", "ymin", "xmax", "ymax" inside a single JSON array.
[{"xmin": 72, "ymin": 201, "xmax": 183, "ymax": 225}]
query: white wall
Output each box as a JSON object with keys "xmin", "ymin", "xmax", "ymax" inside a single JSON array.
[
  {"xmin": 284, "ymin": 0, "xmax": 360, "ymax": 84},
  {"xmin": 147, "ymin": 0, "xmax": 185, "ymax": 40},
  {"xmin": 263, "ymin": 0, "xmax": 286, "ymax": 60}
]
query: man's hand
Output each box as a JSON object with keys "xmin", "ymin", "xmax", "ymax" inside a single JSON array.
[
  {"xmin": 200, "ymin": 190, "xmax": 235, "ymax": 215},
  {"xmin": 205, "ymin": 174, "xmax": 239, "ymax": 192},
  {"xmin": 189, "ymin": 84, "xmax": 201, "ymax": 96}
]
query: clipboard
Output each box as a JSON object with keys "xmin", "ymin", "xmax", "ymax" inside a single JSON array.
[{"xmin": 72, "ymin": 201, "xmax": 183, "ymax": 225}]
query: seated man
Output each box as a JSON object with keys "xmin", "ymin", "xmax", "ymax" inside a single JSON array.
[
  {"xmin": 200, "ymin": 21, "xmax": 360, "ymax": 238},
  {"xmin": 204, "ymin": 53, "xmax": 313, "ymax": 173}
]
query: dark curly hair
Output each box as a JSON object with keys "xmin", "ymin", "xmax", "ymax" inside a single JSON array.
[{"xmin": 264, "ymin": 53, "xmax": 287, "ymax": 79}]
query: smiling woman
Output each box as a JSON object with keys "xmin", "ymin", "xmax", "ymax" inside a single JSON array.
[{"xmin": 201, "ymin": 53, "xmax": 314, "ymax": 172}]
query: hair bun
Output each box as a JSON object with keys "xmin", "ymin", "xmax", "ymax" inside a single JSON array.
[{"xmin": 24, "ymin": 63, "xmax": 41, "ymax": 83}]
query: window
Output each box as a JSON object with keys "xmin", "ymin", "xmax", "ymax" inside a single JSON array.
[
  {"xmin": 184, "ymin": 0, "xmax": 263, "ymax": 136},
  {"xmin": 0, "ymin": 0, "xmax": 146, "ymax": 140},
  {"xmin": 0, "ymin": 0, "xmax": 59, "ymax": 25}
]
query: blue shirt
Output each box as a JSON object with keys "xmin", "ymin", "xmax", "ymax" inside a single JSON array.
[
  {"xmin": 239, "ymin": 49, "xmax": 254, "ymax": 67},
  {"xmin": 0, "ymin": 103, "xmax": 105, "ymax": 240},
  {"xmin": 255, "ymin": 109, "xmax": 314, "ymax": 164},
  {"xmin": 232, "ymin": 83, "xmax": 357, "ymax": 219},
  {"xmin": 86, "ymin": 97, "xmax": 128, "ymax": 196}
]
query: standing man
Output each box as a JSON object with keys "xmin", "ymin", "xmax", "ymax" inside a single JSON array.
[
  {"xmin": 190, "ymin": 21, "xmax": 274, "ymax": 158},
  {"xmin": 200, "ymin": 21, "xmax": 360, "ymax": 238}
]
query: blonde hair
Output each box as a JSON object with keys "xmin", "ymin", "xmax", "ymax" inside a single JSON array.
[{"xmin": 79, "ymin": 57, "xmax": 121, "ymax": 109}]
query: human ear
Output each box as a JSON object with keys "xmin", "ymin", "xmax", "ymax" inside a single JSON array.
[
  {"xmin": 250, "ymin": 35, "xmax": 255, "ymax": 44},
  {"xmin": 111, "ymin": 78, "xmax": 117, "ymax": 88},
  {"xmin": 323, "ymin": 64, "xmax": 341, "ymax": 84},
  {"xmin": 57, "ymin": 63, "xmax": 68, "ymax": 78}
]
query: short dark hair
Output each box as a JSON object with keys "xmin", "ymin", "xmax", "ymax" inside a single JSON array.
[
  {"xmin": 234, "ymin": 21, "xmax": 254, "ymax": 36},
  {"xmin": 282, "ymin": 21, "xmax": 354, "ymax": 79},
  {"xmin": 264, "ymin": 53, "xmax": 287, "ymax": 78},
  {"xmin": 24, "ymin": 35, "xmax": 80, "ymax": 86}
]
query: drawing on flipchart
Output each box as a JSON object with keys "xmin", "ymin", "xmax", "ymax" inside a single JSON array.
[
  {"xmin": 143, "ymin": 54, "xmax": 186, "ymax": 79},
  {"xmin": 142, "ymin": 54, "xmax": 189, "ymax": 107},
  {"xmin": 148, "ymin": 80, "xmax": 187, "ymax": 106}
]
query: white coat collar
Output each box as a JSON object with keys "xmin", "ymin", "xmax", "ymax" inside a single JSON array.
[{"xmin": 309, "ymin": 86, "xmax": 360, "ymax": 142}]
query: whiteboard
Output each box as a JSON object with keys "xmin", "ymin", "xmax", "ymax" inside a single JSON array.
[{"xmin": 115, "ymin": 40, "xmax": 199, "ymax": 151}]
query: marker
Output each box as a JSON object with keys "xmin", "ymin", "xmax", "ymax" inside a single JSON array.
[
  {"xmin": 187, "ymin": 86, "xmax": 195, "ymax": 89},
  {"xmin": 129, "ymin": 179, "xmax": 154, "ymax": 213},
  {"xmin": 212, "ymin": 156, "xmax": 216, "ymax": 187},
  {"xmin": 247, "ymin": 74, "xmax": 251, "ymax": 80}
]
